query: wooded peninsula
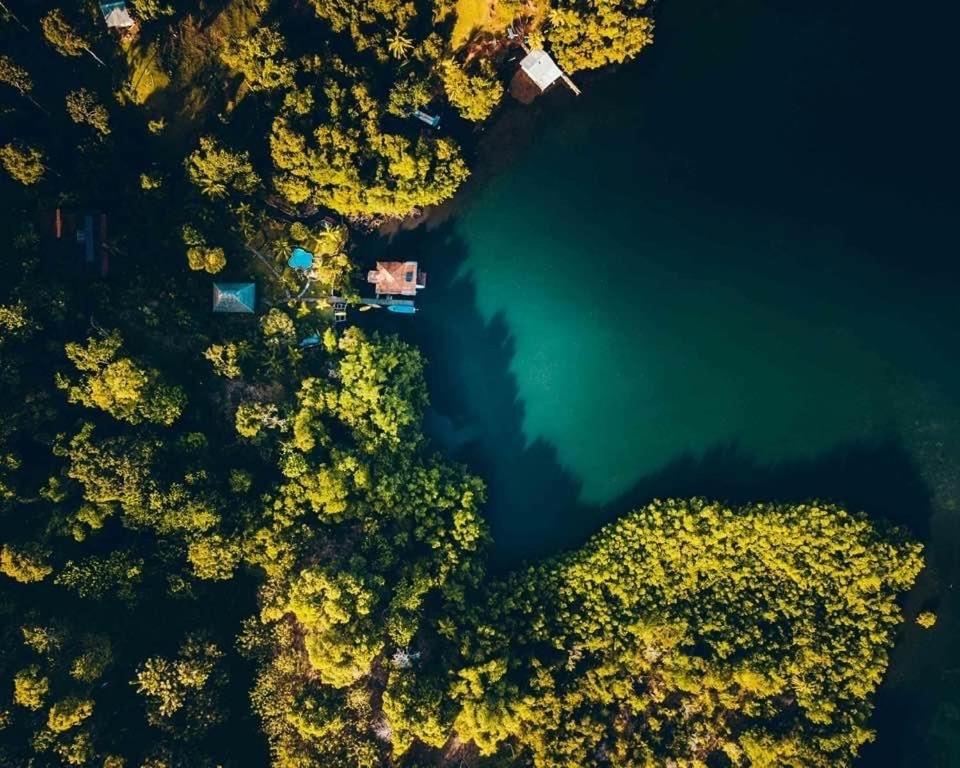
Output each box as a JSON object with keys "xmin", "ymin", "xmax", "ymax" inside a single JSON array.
[{"xmin": 0, "ymin": 0, "xmax": 927, "ymax": 766}]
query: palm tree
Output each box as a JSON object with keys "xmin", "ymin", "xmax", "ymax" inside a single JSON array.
[{"xmin": 387, "ymin": 30, "xmax": 413, "ymax": 59}]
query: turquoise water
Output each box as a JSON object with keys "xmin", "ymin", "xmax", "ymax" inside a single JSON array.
[{"xmin": 370, "ymin": 0, "xmax": 960, "ymax": 763}]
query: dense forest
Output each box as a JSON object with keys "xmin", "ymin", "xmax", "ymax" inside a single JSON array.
[{"xmin": 0, "ymin": 0, "xmax": 928, "ymax": 766}]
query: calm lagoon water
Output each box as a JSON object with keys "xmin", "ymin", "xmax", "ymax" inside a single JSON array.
[{"xmin": 369, "ymin": 0, "xmax": 960, "ymax": 764}]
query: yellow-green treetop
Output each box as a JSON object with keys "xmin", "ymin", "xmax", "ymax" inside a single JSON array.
[
  {"xmin": 0, "ymin": 542, "xmax": 53, "ymax": 583},
  {"xmin": 133, "ymin": 634, "xmax": 225, "ymax": 733},
  {"xmin": 65, "ymin": 89, "xmax": 111, "ymax": 136},
  {"xmin": 56, "ymin": 331, "xmax": 186, "ymax": 426},
  {"xmin": 186, "ymin": 136, "xmax": 262, "ymax": 199},
  {"xmin": 441, "ymin": 59, "xmax": 504, "ymax": 122},
  {"xmin": 270, "ymin": 82, "xmax": 469, "ymax": 218},
  {"xmin": 47, "ymin": 697, "xmax": 94, "ymax": 732},
  {"xmin": 0, "ymin": 142, "xmax": 46, "ymax": 185},
  {"xmin": 40, "ymin": 10, "xmax": 90, "ymax": 58},
  {"xmin": 13, "ymin": 666, "xmax": 50, "ymax": 710},
  {"xmin": 548, "ymin": 0, "xmax": 654, "ymax": 73},
  {"xmin": 442, "ymin": 499, "xmax": 922, "ymax": 767},
  {"xmin": 219, "ymin": 26, "xmax": 297, "ymax": 92}
]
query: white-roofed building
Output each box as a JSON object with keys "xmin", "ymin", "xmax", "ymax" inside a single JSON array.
[
  {"xmin": 519, "ymin": 49, "xmax": 563, "ymax": 92},
  {"xmin": 100, "ymin": 1, "xmax": 135, "ymax": 30}
]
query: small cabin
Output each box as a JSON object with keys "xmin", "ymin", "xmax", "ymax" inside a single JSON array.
[
  {"xmin": 366, "ymin": 261, "xmax": 426, "ymax": 297},
  {"xmin": 212, "ymin": 283, "xmax": 256, "ymax": 313},
  {"xmin": 511, "ymin": 49, "xmax": 562, "ymax": 103},
  {"xmin": 510, "ymin": 49, "xmax": 579, "ymax": 103}
]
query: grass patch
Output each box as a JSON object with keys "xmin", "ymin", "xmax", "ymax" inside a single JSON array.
[
  {"xmin": 122, "ymin": 39, "xmax": 171, "ymax": 106},
  {"xmin": 450, "ymin": 0, "xmax": 527, "ymax": 48}
]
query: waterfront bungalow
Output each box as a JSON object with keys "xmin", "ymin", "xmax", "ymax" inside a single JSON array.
[
  {"xmin": 366, "ymin": 261, "xmax": 426, "ymax": 297},
  {"xmin": 511, "ymin": 49, "xmax": 581, "ymax": 103},
  {"xmin": 212, "ymin": 282, "xmax": 256, "ymax": 313}
]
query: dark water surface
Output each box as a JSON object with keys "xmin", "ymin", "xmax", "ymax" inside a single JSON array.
[{"xmin": 369, "ymin": 0, "xmax": 960, "ymax": 764}]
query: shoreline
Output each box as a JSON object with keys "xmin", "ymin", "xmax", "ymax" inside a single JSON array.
[{"xmin": 377, "ymin": 75, "xmax": 591, "ymax": 239}]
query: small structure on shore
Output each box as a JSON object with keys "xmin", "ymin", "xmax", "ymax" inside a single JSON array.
[
  {"xmin": 212, "ymin": 282, "xmax": 256, "ymax": 313},
  {"xmin": 367, "ymin": 261, "xmax": 426, "ymax": 297},
  {"xmin": 511, "ymin": 49, "xmax": 581, "ymax": 103},
  {"xmin": 100, "ymin": 0, "xmax": 135, "ymax": 30}
]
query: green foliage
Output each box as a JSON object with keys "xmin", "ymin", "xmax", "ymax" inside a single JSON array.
[
  {"xmin": 270, "ymin": 84, "xmax": 469, "ymax": 218},
  {"xmin": 220, "ymin": 26, "xmax": 296, "ymax": 91},
  {"xmin": 186, "ymin": 136, "xmax": 261, "ymax": 199},
  {"xmin": 260, "ymin": 308, "xmax": 296, "ymax": 344},
  {"xmin": 41, "ymin": 9, "xmax": 90, "ymax": 58},
  {"xmin": 0, "ymin": 142, "xmax": 46, "ymax": 185},
  {"xmin": 306, "ymin": 327, "xmax": 428, "ymax": 452},
  {"xmin": 917, "ymin": 611, "xmax": 937, "ymax": 629},
  {"xmin": 0, "ymin": 54, "xmax": 33, "ymax": 96},
  {"xmin": 187, "ymin": 245, "xmax": 227, "ymax": 273},
  {"xmin": 13, "ymin": 666, "xmax": 50, "ymax": 710},
  {"xmin": 548, "ymin": 0, "xmax": 655, "ymax": 73},
  {"xmin": 235, "ymin": 401, "xmax": 285, "ymax": 439},
  {"xmin": 70, "ymin": 635, "xmax": 113, "ymax": 682},
  {"xmin": 387, "ymin": 30, "xmax": 414, "ymax": 60},
  {"xmin": 55, "ymin": 550, "xmax": 144, "ymax": 600},
  {"xmin": 386, "ymin": 74, "xmax": 432, "ymax": 118},
  {"xmin": 140, "ymin": 172, "xmax": 163, "ymax": 190},
  {"xmin": 441, "ymin": 59, "xmax": 503, "ymax": 122},
  {"xmin": 188, "ymin": 534, "xmax": 241, "ymax": 580},
  {"xmin": 134, "ymin": 634, "xmax": 225, "ymax": 732},
  {"xmin": 0, "ymin": 542, "xmax": 53, "ymax": 583},
  {"xmin": 131, "ymin": 0, "xmax": 174, "ymax": 21},
  {"xmin": 308, "ymin": 0, "xmax": 418, "ymax": 56},
  {"xmin": 56, "ymin": 331, "xmax": 186, "ymax": 425},
  {"xmin": 47, "ymin": 697, "xmax": 94, "ymax": 732},
  {"xmin": 278, "ymin": 566, "xmax": 383, "ymax": 687},
  {"xmin": 65, "ymin": 88, "xmax": 111, "ymax": 136},
  {"xmin": 446, "ymin": 499, "xmax": 923, "ymax": 767},
  {"xmin": 203, "ymin": 342, "xmax": 246, "ymax": 378}
]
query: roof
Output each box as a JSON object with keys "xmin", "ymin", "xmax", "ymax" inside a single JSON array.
[
  {"xmin": 100, "ymin": 1, "xmax": 134, "ymax": 28},
  {"xmin": 519, "ymin": 49, "xmax": 563, "ymax": 91},
  {"xmin": 366, "ymin": 261, "xmax": 422, "ymax": 297},
  {"xmin": 213, "ymin": 283, "xmax": 256, "ymax": 313}
]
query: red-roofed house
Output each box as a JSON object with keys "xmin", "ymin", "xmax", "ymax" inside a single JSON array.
[{"xmin": 366, "ymin": 261, "xmax": 427, "ymax": 297}]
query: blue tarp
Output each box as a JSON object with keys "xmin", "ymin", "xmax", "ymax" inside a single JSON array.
[{"xmin": 288, "ymin": 247, "xmax": 314, "ymax": 270}]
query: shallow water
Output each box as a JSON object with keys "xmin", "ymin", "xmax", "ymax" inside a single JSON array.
[{"xmin": 369, "ymin": 0, "xmax": 960, "ymax": 763}]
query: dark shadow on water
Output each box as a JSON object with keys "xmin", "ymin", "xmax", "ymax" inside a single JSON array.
[{"xmin": 360, "ymin": 222, "xmax": 934, "ymax": 566}]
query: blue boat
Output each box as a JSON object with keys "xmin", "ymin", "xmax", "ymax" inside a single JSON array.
[
  {"xmin": 387, "ymin": 304, "xmax": 416, "ymax": 314},
  {"xmin": 411, "ymin": 110, "xmax": 440, "ymax": 128}
]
